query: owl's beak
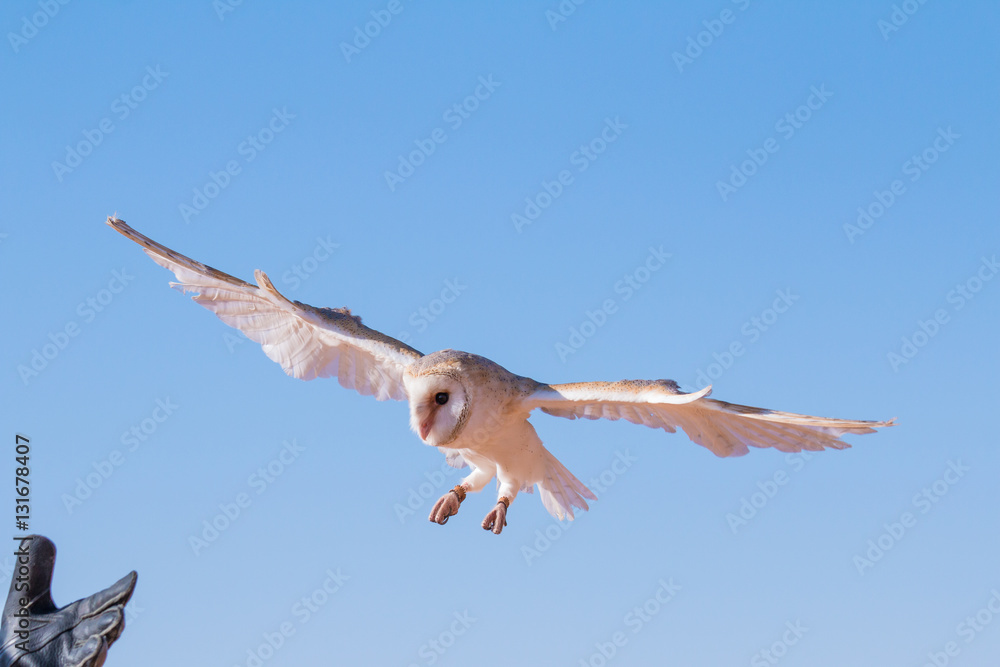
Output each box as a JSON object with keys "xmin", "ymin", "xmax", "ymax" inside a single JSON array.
[
  {"xmin": 418, "ymin": 407, "xmax": 436, "ymax": 441},
  {"xmin": 419, "ymin": 418, "xmax": 433, "ymax": 440}
]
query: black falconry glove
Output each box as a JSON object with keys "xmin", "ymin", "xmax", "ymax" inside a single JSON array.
[{"xmin": 1, "ymin": 536, "xmax": 136, "ymax": 667}]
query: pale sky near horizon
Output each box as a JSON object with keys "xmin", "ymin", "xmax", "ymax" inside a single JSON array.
[{"xmin": 3, "ymin": 2, "xmax": 999, "ymax": 666}]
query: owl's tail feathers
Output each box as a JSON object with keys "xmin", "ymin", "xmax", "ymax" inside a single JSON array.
[{"xmin": 537, "ymin": 450, "xmax": 597, "ymax": 521}]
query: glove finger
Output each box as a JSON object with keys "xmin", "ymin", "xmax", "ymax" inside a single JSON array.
[
  {"xmin": 4, "ymin": 535, "xmax": 57, "ymax": 616},
  {"xmin": 73, "ymin": 608, "xmax": 125, "ymax": 646},
  {"xmin": 76, "ymin": 571, "xmax": 137, "ymax": 618},
  {"xmin": 65, "ymin": 634, "xmax": 109, "ymax": 667}
]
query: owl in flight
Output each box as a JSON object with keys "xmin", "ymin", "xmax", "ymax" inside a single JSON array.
[{"xmin": 107, "ymin": 217, "xmax": 894, "ymax": 534}]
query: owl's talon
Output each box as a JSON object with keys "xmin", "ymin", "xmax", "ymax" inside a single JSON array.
[
  {"xmin": 481, "ymin": 500, "xmax": 508, "ymax": 535},
  {"xmin": 429, "ymin": 490, "xmax": 461, "ymax": 525}
]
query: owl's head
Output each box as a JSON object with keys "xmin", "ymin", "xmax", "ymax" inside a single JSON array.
[{"xmin": 406, "ymin": 371, "xmax": 470, "ymax": 446}]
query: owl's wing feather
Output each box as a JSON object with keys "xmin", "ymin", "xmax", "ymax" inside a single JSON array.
[
  {"xmin": 438, "ymin": 448, "xmax": 469, "ymax": 470},
  {"xmin": 107, "ymin": 217, "xmax": 422, "ymax": 401},
  {"xmin": 523, "ymin": 379, "xmax": 894, "ymax": 457}
]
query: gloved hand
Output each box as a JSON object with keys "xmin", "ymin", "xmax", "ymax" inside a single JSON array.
[{"xmin": 1, "ymin": 536, "xmax": 136, "ymax": 667}]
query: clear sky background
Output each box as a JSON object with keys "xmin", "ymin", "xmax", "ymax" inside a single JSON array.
[{"xmin": 3, "ymin": 2, "xmax": 999, "ymax": 666}]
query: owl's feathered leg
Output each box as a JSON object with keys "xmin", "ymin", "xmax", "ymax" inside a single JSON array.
[
  {"xmin": 481, "ymin": 498, "xmax": 509, "ymax": 534},
  {"xmin": 429, "ymin": 465, "xmax": 493, "ymax": 526},
  {"xmin": 428, "ymin": 485, "xmax": 465, "ymax": 524},
  {"xmin": 482, "ymin": 478, "xmax": 520, "ymax": 535}
]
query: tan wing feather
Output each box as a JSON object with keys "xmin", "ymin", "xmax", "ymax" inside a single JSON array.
[
  {"xmin": 523, "ymin": 379, "xmax": 894, "ymax": 457},
  {"xmin": 107, "ymin": 216, "xmax": 422, "ymax": 400}
]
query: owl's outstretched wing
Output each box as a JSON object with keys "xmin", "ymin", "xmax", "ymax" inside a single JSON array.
[
  {"xmin": 522, "ymin": 379, "xmax": 894, "ymax": 457},
  {"xmin": 107, "ymin": 217, "xmax": 422, "ymax": 401}
]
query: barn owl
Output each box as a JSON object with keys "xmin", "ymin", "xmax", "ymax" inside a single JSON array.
[{"xmin": 107, "ymin": 217, "xmax": 894, "ymax": 534}]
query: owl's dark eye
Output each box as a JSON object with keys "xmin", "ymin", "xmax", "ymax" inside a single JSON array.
[{"xmin": 435, "ymin": 392, "xmax": 449, "ymax": 405}]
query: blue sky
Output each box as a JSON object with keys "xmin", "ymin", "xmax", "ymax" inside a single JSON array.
[{"xmin": 3, "ymin": 2, "xmax": 999, "ymax": 665}]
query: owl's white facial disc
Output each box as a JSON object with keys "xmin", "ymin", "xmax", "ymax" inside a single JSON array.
[{"xmin": 407, "ymin": 373, "xmax": 469, "ymax": 446}]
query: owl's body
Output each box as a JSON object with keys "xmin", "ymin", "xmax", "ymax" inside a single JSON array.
[
  {"xmin": 108, "ymin": 217, "xmax": 894, "ymax": 534},
  {"xmin": 404, "ymin": 350, "xmax": 596, "ymax": 524}
]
